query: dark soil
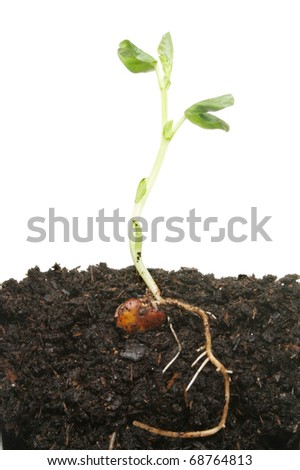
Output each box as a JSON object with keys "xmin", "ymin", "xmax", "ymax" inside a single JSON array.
[{"xmin": 1, "ymin": 263, "xmax": 299, "ymax": 450}]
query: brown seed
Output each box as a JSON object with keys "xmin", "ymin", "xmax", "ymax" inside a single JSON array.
[{"xmin": 114, "ymin": 298, "xmax": 166, "ymax": 333}]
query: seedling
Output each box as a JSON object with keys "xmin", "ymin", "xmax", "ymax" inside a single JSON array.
[{"xmin": 115, "ymin": 33, "xmax": 234, "ymax": 438}]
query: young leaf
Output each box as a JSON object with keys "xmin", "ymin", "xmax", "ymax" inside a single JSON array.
[
  {"xmin": 185, "ymin": 112, "xmax": 230, "ymax": 132},
  {"xmin": 135, "ymin": 178, "xmax": 147, "ymax": 203},
  {"xmin": 118, "ymin": 40, "xmax": 157, "ymax": 73},
  {"xmin": 158, "ymin": 32, "xmax": 173, "ymax": 79},
  {"xmin": 163, "ymin": 120, "xmax": 173, "ymax": 140},
  {"xmin": 185, "ymin": 94, "xmax": 234, "ymax": 114}
]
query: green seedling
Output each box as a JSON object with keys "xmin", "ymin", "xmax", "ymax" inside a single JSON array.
[{"xmin": 115, "ymin": 33, "xmax": 234, "ymax": 439}]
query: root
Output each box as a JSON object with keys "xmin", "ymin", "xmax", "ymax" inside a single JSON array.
[
  {"xmin": 108, "ymin": 431, "xmax": 117, "ymax": 450},
  {"xmin": 133, "ymin": 297, "xmax": 230, "ymax": 438},
  {"xmin": 186, "ymin": 356, "xmax": 210, "ymax": 392},
  {"xmin": 162, "ymin": 318, "xmax": 182, "ymax": 374}
]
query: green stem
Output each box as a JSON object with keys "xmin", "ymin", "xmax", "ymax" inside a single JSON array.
[
  {"xmin": 132, "ymin": 137, "xmax": 170, "ymax": 218},
  {"xmin": 154, "ymin": 65, "xmax": 167, "ymax": 130},
  {"xmin": 172, "ymin": 115, "xmax": 186, "ymax": 137},
  {"xmin": 130, "ymin": 137, "xmax": 170, "ymax": 301},
  {"xmin": 130, "ymin": 66, "xmax": 185, "ymax": 301},
  {"xmin": 161, "ymin": 87, "xmax": 168, "ymax": 130}
]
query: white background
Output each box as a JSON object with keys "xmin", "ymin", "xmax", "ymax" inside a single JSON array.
[{"xmin": 0, "ymin": 0, "xmax": 299, "ymax": 283}]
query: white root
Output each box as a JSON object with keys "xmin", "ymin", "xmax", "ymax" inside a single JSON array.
[
  {"xmin": 191, "ymin": 350, "xmax": 207, "ymax": 368},
  {"xmin": 163, "ymin": 318, "xmax": 182, "ymax": 374},
  {"xmin": 186, "ymin": 356, "xmax": 210, "ymax": 392}
]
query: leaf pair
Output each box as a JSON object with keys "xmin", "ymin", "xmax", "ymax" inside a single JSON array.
[
  {"xmin": 118, "ymin": 34, "xmax": 233, "ymax": 132},
  {"xmin": 185, "ymin": 94, "xmax": 234, "ymax": 132},
  {"xmin": 118, "ymin": 32, "xmax": 173, "ymax": 80}
]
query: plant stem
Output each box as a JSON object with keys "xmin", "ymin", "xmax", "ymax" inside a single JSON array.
[
  {"xmin": 154, "ymin": 65, "xmax": 167, "ymax": 130},
  {"xmin": 130, "ymin": 138, "xmax": 170, "ymax": 301},
  {"xmin": 132, "ymin": 137, "xmax": 170, "ymax": 219},
  {"xmin": 172, "ymin": 115, "xmax": 186, "ymax": 136},
  {"xmin": 130, "ymin": 66, "xmax": 185, "ymax": 301}
]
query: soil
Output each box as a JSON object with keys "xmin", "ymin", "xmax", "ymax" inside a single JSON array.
[{"xmin": 1, "ymin": 263, "xmax": 299, "ymax": 450}]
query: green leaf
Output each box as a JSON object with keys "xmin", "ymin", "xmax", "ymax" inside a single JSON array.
[
  {"xmin": 118, "ymin": 40, "xmax": 157, "ymax": 73},
  {"xmin": 185, "ymin": 94, "xmax": 234, "ymax": 114},
  {"xmin": 185, "ymin": 94, "xmax": 233, "ymax": 132},
  {"xmin": 135, "ymin": 178, "xmax": 147, "ymax": 203},
  {"xmin": 163, "ymin": 120, "xmax": 173, "ymax": 140},
  {"xmin": 158, "ymin": 32, "xmax": 173, "ymax": 79},
  {"xmin": 185, "ymin": 112, "xmax": 230, "ymax": 132}
]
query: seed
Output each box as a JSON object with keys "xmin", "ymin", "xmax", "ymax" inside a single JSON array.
[{"xmin": 114, "ymin": 298, "xmax": 166, "ymax": 333}]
